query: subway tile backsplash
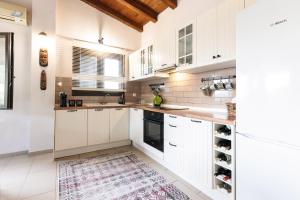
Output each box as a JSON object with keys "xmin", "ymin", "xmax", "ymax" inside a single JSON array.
[{"xmin": 55, "ymin": 67, "xmax": 235, "ymax": 109}]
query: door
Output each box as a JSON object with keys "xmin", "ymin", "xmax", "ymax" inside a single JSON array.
[
  {"xmin": 155, "ymin": 28, "xmax": 176, "ymax": 70},
  {"xmin": 55, "ymin": 109, "xmax": 87, "ymax": 150},
  {"xmin": 236, "ymin": 0, "xmax": 300, "ymax": 146},
  {"xmin": 183, "ymin": 118, "xmax": 213, "ymax": 188},
  {"xmin": 129, "ymin": 108, "xmax": 143, "ymax": 146},
  {"xmin": 88, "ymin": 108, "xmax": 110, "ymax": 146},
  {"xmin": 110, "ymin": 108, "xmax": 129, "ymax": 142},
  {"xmin": 236, "ymin": 133, "xmax": 300, "ymax": 200},
  {"xmin": 216, "ymin": 0, "xmax": 244, "ymax": 63},
  {"xmin": 197, "ymin": 8, "xmax": 217, "ymax": 66},
  {"xmin": 176, "ymin": 20, "xmax": 197, "ymax": 68}
]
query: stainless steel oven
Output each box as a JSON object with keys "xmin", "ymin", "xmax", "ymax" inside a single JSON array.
[{"xmin": 143, "ymin": 110, "xmax": 164, "ymax": 152}]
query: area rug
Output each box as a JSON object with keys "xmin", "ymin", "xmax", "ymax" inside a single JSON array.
[{"xmin": 58, "ymin": 152, "xmax": 190, "ymax": 200}]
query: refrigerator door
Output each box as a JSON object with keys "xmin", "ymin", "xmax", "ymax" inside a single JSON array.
[
  {"xmin": 236, "ymin": 0, "xmax": 300, "ymax": 147},
  {"xmin": 236, "ymin": 133, "xmax": 300, "ymax": 200}
]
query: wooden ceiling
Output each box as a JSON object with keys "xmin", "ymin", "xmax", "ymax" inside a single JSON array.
[{"xmin": 81, "ymin": 0, "xmax": 177, "ymax": 32}]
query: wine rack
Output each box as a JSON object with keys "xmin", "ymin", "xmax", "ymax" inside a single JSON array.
[{"xmin": 213, "ymin": 123, "xmax": 235, "ymax": 199}]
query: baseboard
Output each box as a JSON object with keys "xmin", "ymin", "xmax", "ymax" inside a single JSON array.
[
  {"xmin": 54, "ymin": 140, "xmax": 131, "ymax": 159},
  {"xmin": 0, "ymin": 150, "xmax": 28, "ymax": 158},
  {"xmin": 28, "ymin": 149, "xmax": 53, "ymax": 156}
]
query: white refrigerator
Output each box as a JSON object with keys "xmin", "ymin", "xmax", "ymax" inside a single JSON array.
[{"xmin": 236, "ymin": 0, "xmax": 300, "ymax": 199}]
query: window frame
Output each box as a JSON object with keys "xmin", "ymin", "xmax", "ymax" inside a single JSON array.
[{"xmin": 0, "ymin": 32, "xmax": 14, "ymax": 110}]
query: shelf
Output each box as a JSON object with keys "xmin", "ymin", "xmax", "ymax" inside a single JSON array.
[
  {"xmin": 214, "ymin": 146, "xmax": 232, "ymax": 155},
  {"xmin": 215, "ymin": 175, "xmax": 232, "ymax": 186},
  {"xmin": 214, "ymin": 132, "xmax": 232, "ymax": 140},
  {"xmin": 215, "ymin": 160, "xmax": 232, "ymax": 170}
]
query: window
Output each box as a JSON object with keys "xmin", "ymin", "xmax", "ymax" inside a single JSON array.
[
  {"xmin": 0, "ymin": 33, "xmax": 14, "ymax": 110},
  {"xmin": 72, "ymin": 46, "xmax": 125, "ymax": 95}
]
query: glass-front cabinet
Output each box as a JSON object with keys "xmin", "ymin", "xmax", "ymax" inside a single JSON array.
[{"xmin": 176, "ymin": 21, "xmax": 197, "ymax": 68}]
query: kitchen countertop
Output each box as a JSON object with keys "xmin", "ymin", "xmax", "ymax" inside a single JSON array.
[{"xmin": 54, "ymin": 103, "xmax": 236, "ymax": 125}]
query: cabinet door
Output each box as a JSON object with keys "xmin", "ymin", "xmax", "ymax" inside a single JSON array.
[
  {"xmin": 88, "ymin": 109, "xmax": 110, "ymax": 146},
  {"xmin": 176, "ymin": 20, "xmax": 197, "ymax": 68},
  {"xmin": 129, "ymin": 108, "xmax": 144, "ymax": 146},
  {"xmin": 244, "ymin": 0, "xmax": 256, "ymax": 8},
  {"xmin": 155, "ymin": 29, "xmax": 176, "ymax": 70},
  {"xmin": 216, "ymin": 0, "xmax": 244, "ymax": 62},
  {"xmin": 197, "ymin": 8, "xmax": 217, "ymax": 66},
  {"xmin": 183, "ymin": 118, "xmax": 213, "ymax": 188},
  {"xmin": 55, "ymin": 109, "xmax": 87, "ymax": 151},
  {"xmin": 129, "ymin": 53, "xmax": 135, "ymax": 80},
  {"xmin": 110, "ymin": 108, "xmax": 129, "ymax": 142}
]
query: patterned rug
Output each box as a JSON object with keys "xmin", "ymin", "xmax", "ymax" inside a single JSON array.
[{"xmin": 58, "ymin": 152, "xmax": 190, "ymax": 200}]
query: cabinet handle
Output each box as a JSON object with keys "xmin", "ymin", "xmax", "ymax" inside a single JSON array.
[
  {"xmin": 67, "ymin": 110, "xmax": 77, "ymax": 112},
  {"xmin": 169, "ymin": 124, "xmax": 177, "ymax": 128},
  {"xmin": 213, "ymin": 56, "xmax": 217, "ymax": 59},
  {"xmin": 169, "ymin": 142, "xmax": 177, "ymax": 147},
  {"xmin": 134, "ymin": 108, "xmax": 139, "ymax": 111},
  {"xmin": 116, "ymin": 108, "xmax": 123, "ymax": 110},
  {"xmin": 191, "ymin": 119, "xmax": 202, "ymax": 123},
  {"xmin": 161, "ymin": 64, "xmax": 167, "ymax": 66},
  {"xmin": 169, "ymin": 115, "xmax": 177, "ymax": 118},
  {"xmin": 95, "ymin": 108, "xmax": 103, "ymax": 111},
  {"xmin": 217, "ymin": 54, "xmax": 221, "ymax": 58}
]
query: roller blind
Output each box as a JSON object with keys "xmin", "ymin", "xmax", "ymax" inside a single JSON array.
[{"xmin": 72, "ymin": 46, "xmax": 125, "ymax": 92}]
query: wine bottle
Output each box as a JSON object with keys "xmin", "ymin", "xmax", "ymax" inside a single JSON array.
[
  {"xmin": 217, "ymin": 140, "xmax": 231, "ymax": 150},
  {"xmin": 217, "ymin": 125, "xmax": 231, "ymax": 136},
  {"xmin": 217, "ymin": 153, "xmax": 231, "ymax": 163},
  {"xmin": 214, "ymin": 168, "xmax": 231, "ymax": 178}
]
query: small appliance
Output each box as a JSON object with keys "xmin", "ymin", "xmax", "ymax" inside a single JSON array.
[{"xmin": 59, "ymin": 92, "xmax": 67, "ymax": 107}]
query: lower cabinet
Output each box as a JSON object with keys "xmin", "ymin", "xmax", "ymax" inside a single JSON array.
[
  {"xmin": 55, "ymin": 109, "xmax": 88, "ymax": 151},
  {"xmin": 183, "ymin": 118, "xmax": 213, "ymax": 188},
  {"xmin": 129, "ymin": 108, "xmax": 144, "ymax": 146},
  {"xmin": 110, "ymin": 108, "xmax": 129, "ymax": 142},
  {"xmin": 88, "ymin": 108, "xmax": 110, "ymax": 146},
  {"xmin": 164, "ymin": 114, "xmax": 213, "ymax": 189}
]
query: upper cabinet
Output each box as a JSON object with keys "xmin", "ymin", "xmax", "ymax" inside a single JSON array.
[
  {"xmin": 244, "ymin": 0, "xmax": 256, "ymax": 8},
  {"xmin": 154, "ymin": 28, "xmax": 176, "ymax": 71},
  {"xmin": 176, "ymin": 20, "xmax": 197, "ymax": 68}
]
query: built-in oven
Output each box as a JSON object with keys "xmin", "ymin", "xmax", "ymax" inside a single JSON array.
[{"xmin": 143, "ymin": 110, "xmax": 164, "ymax": 152}]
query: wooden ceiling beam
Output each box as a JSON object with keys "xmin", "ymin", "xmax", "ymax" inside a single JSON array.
[
  {"xmin": 81, "ymin": 0, "xmax": 143, "ymax": 32},
  {"xmin": 161, "ymin": 0, "xmax": 177, "ymax": 9},
  {"xmin": 116, "ymin": 0, "xmax": 158, "ymax": 23}
]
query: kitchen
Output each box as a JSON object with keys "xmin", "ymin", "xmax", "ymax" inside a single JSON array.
[{"xmin": 0, "ymin": 0, "xmax": 299, "ymax": 200}]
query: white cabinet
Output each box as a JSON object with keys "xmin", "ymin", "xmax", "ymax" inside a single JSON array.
[
  {"xmin": 154, "ymin": 29, "xmax": 176, "ymax": 71},
  {"xmin": 55, "ymin": 109, "xmax": 87, "ymax": 151},
  {"xmin": 216, "ymin": 0, "xmax": 244, "ymax": 63},
  {"xmin": 164, "ymin": 114, "xmax": 213, "ymax": 189},
  {"xmin": 183, "ymin": 118, "xmax": 213, "ymax": 188},
  {"xmin": 164, "ymin": 114, "xmax": 185, "ymax": 175},
  {"xmin": 196, "ymin": 0, "xmax": 244, "ymax": 70},
  {"xmin": 129, "ymin": 51, "xmax": 142, "ymax": 80},
  {"xmin": 244, "ymin": 0, "xmax": 256, "ymax": 8},
  {"xmin": 176, "ymin": 20, "xmax": 197, "ymax": 68},
  {"xmin": 110, "ymin": 108, "xmax": 129, "ymax": 142},
  {"xmin": 87, "ymin": 108, "xmax": 110, "ymax": 146},
  {"xmin": 129, "ymin": 108, "xmax": 144, "ymax": 146}
]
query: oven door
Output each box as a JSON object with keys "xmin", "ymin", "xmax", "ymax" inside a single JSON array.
[{"xmin": 144, "ymin": 119, "xmax": 164, "ymax": 152}]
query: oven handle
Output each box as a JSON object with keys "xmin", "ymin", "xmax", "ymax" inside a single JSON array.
[{"xmin": 143, "ymin": 119, "xmax": 164, "ymax": 124}]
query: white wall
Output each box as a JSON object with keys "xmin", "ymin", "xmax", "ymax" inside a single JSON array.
[
  {"xmin": 56, "ymin": 0, "xmax": 141, "ymax": 77},
  {"xmin": 29, "ymin": 0, "xmax": 56, "ymax": 153},
  {"xmin": 141, "ymin": 0, "xmax": 222, "ymax": 47},
  {"xmin": 0, "ymin": 4, "xmax": 31, "ymax": 155}
]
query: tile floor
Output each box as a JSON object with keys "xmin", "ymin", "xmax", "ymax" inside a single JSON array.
[{"xmin": 0, "ymin": 146, "xmax": 211, "ymax": 200}]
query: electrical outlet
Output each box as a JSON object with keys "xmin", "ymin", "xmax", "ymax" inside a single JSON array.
[{"xmin": 133, "ymin": 93, "xmax": 136, "ymax": 97}]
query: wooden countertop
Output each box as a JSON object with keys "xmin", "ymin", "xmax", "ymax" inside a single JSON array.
[{"xmin": 54, "ymin": 104, "xmax": 235, "ymax": 125}]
